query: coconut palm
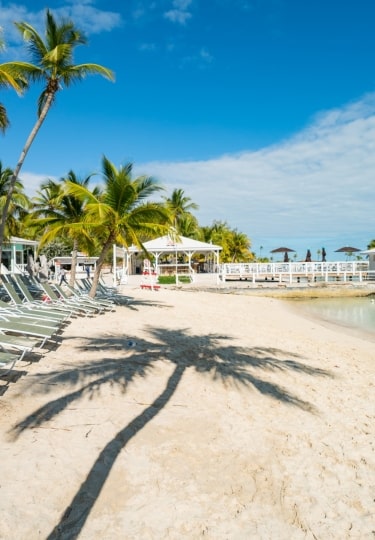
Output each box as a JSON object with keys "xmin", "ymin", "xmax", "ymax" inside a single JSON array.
[
  {"xmin": 0, "ymin": 9, "xmax": 114, "ymax": 261},
  {"xmin": 0, "ymin": 162, "xmax": 30, "ymax": 240},
  {"xmin": 227, "ymin": 230, "xmax": 253, "ymax": 262},
  {"xmin": 163, "ymin": 188, "xmax": 198, "ymax": 233},
  {"xmin": 64, "ymin": 156, "xmax": 171, "ymax": 297},
  {"xmin": 0, "ymin": 33, "xmax": 27, "ymax": 132},
  {"xmin": 31, "ymin": 172, "xmax": 99, "ymax": 285},
  {"xmin": 177, "ymin": 213, "xmax": 201, "ymax": 238}
]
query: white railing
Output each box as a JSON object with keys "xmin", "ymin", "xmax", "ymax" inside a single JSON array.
[{"xmin": 219, "ymin": 261, "xmax": 370, "ymax": 283}]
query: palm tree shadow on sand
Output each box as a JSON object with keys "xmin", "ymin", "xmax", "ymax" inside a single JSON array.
[{"xmin": 9, "ymin": 326, "xmax": 334, "ymax": 539}]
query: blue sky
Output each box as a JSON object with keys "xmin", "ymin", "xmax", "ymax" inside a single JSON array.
[{"xmin": 1, "ymin": 0, "xmax": 375, "ymax": 260}]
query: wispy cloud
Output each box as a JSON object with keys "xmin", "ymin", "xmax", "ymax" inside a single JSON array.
[
  {"xmin": 179, "ymin": 46, "xmax": 214, "ymax": 68},
  {"xmin": 0, "ymin": 0, "xmax": 121, "ymax": 57},
  {"xmin": 20, "ymin": 171, "xmax": 56, "ymax": 195},
  {"xmin": 164, "ymin": 0, "xmax": 193, "ymax": 25},
  {"xmin": 59, "ymin": 1, "xmax": 122, "ymax": 34},
  {"xmin": 139, "ymin": 42, "xmax": 157, "ymax": 52},
  {"xmin": 136, "ymin": 94, "xmax": 375, "ymax": 252}
]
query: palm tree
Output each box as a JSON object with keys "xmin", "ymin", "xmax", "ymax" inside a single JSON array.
[
  {"xmin": 0, "ymin": 162, "xmax": 30, "ymax": 240},
  {"xmin": 227, "ymin": 230, "xmax": 253, "ymax": 262},
  {"xmin": 0, "ymin": 9, "xmax": 114, "ymax": 263},
  {"xmin": 177, "ymin": 213, "xmax": 201, "ymax": 238},
  {"xmin": 163, "ymin": 188, "xmax": 198, "ymax": 233},
  {"xmin": 31, "ymin": 172, "xmax": 99, "ymax": 285},
  {"xmin": 0, "ymin": 33, "xmax": 27, "ymax": 132},
  {"xmin": 65, "ymin": 156, "xmax": 171, "ymax": 297}
]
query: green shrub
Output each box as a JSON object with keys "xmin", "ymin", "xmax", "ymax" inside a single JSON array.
[{"xmin": 158, "ymin": 275, "xmax": 191, "ymax": 284}]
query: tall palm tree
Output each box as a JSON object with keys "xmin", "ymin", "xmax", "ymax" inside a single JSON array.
[
  {"xmin": 32, "ymin": 172, "xmax": 98, "ymax": 285},
  {"xmin": 0, "ymin": 9, "xmax": 114, "ymax": 261},
  {"xmin": 0, "ymin": 162, "xmax": 30, "ymax": 240},
  {"xmin": 65, "ymin": 156, "xmax": 171, "ymax": 297}
]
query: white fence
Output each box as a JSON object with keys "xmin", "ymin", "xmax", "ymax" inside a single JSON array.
[{"xmin": 219, "ymin": 261, "xmax": 370, "ymax": 283}]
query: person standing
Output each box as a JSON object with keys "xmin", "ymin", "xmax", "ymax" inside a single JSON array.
[{"xmin": 59, "ymin": 266, "xmax": 68, "ymax": 285}]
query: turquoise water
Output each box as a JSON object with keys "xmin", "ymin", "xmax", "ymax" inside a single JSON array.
[{"xmin": 295, "ymin": 296, "xmax": 375, "ymax": 337}]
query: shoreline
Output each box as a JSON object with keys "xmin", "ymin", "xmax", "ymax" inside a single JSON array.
[
  {"xmin": 164, "ymin": 280, "xmax": 375, "ymax": 299},
  {"xmin": 155, "ymin": 282, "xmax": 375, "ymax": 343},
  {"xmin": 1, "ymin": 286, "xmax": 374, "ymax": 538}
]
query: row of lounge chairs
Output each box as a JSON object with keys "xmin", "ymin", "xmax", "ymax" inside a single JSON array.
[{"xmin": 0, "ymin": 273, "xmax": 122, "ymax": 384}]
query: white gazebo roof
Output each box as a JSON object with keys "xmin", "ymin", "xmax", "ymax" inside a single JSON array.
[{"xmin": 141, "ymin": 235, "xmax": 222, "ymax": 253}]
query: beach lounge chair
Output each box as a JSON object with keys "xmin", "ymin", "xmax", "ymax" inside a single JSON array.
[
  {"xmin": 39, "ymin": 282, "xmax": 99, "ymax": 316},
  {"xmin": 0, "ymin": 320, "xmax": 59, "ymax": 348},
  {"xmin": 79, "ymin": 278, "xmax": 128, "ymax": 305},
  {"xmin": 0, "ymin": 297, "xmax": 69, "ymax": 325},
  {"xmin": 61, "ymin": 283, "xmax": 115, "ymax": 311},
  {"xmin": 7, "ymin": 276, "xmax": 81, "ymax": 318},
  {"xmin": 0, "ymin": 348, "xmax": 24, "ymax": 377},
  {"xmin": 1, "ymin": 277, "xmax": 74, "ymax": 319},
  {"xmin": 0, "ymin": 311, "xmax": 61, "ymax": 330},
  {"xmin": 0, "ymin": 332, "xmax": 42, "ymax": 358}
]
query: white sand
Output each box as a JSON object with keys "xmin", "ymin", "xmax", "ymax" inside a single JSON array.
[{"xmin": 0, "ymin": 286, "xmax": 374, "ymax": 539}]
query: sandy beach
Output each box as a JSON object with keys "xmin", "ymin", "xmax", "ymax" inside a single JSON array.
[{"xmin": 0, "ymin": 285, "xmax": 374, "ymax": 539}]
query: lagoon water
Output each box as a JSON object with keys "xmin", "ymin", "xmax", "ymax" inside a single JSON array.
[{"xmin": 296, "ymin": 296, "xmax": 375, "ymax": 337}]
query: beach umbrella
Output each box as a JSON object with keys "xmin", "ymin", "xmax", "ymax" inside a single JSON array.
[
  {"xmin": 335, "ymin": 246, "xmax": 361, "ymax": 261},
  {"xmin": 334, "ymin": 246, "xmax": 361, "ymax": 253},
  {"xmin": 270, "ymin": 246, "xmax": 295, "ymax": 253},
  {"xmin": 305, "ymin": 249, "xmax": 312, "ymax": 262},
  {"xmin": 322, "ymin": 247, "xmax": 327, "ymax": 262},
  {"xmin": 270, "ymin": 246, "xmax": 295, "ymax": 262}
]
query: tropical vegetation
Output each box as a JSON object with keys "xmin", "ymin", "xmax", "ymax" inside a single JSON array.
[
  {"xmin": 0, "ymin": 161, "xmax": 30, "ymax": 239},
  {"xmin": 30, "ymin": 172, "xmax": 99, "ymax": 286},
  {"xmin": 0, "ymin": 7, "xmax": 257, "ymax": 291},
  {"xmin": 0, "ymin": 9, "xmax": 114, "ymax": 262},
  {"xmin": 62, "ymin": 156, "xmax": 171, "ymax": 297},
  {"xmin": 0, "ymin": 32, "xmax": 28, "ymax": 133}
]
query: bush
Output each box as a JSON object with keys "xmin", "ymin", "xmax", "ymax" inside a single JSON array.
[{"xmin": 158, "ymin": 275, "xmax": 191, "ymax": 284}]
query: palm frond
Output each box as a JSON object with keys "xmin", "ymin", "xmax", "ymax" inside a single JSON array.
[
  {"xmin": 14, "ymin": 21, "xmax": 48, "ymax": 63},
  {"xmin": 0, "ymin": 103, "xmax": 9, "ymax": 133},
  {"xmin": 57, "ymin": 63, "xmax": 115, "ymax": 87}
]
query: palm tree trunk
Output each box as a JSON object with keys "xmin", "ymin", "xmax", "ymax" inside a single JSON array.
[
  {"xmin": 69, "ymin": 238, "xmax": 79, "ymax": 286},
  {"xmin": 89, "ymin": 236, "xmax": 114, "ymax": 298},
  {"xmin": 0, "ymin": 92, "xmax": 54, "ymax": 271}
]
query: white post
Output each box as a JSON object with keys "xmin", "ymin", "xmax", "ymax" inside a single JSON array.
[{"xmin": 113, "ymin": 244, "xmax": 117, "ymax": 287}]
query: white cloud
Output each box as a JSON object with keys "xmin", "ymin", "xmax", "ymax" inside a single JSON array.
[
  {"xmin": 0, "ymin": 0, "xmax": 121, "ymax": 56},
  {"xmin": 164, "ymin": 9, "xmax": 192, "ymax": 24},
  {"xmin": 57, "ymin": 2, "xmax": 122, "ymax": 34},
  {"xmin": 136, "ymin": 94, "xmax": 375, "ymax": 255},
  {"xmin": 164, "ymin": 0, "xmax": 193, "ymax": 25},
  {"xmin": 20, "ymin": 171, "xmax": 56, "ymax": 195},
  {"xmin": 199, "ymin": 47, "xmax": 213, "ymax": 63}
]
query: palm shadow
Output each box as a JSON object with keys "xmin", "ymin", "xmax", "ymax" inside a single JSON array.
[{"xmin": 9, "ymin": 326, "xmax": 334, "ymax": 539}]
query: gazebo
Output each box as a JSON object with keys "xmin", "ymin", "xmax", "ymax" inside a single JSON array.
[{"xmin": 113, "ymin": 235, "xmax": 222, "ymax": 284}]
